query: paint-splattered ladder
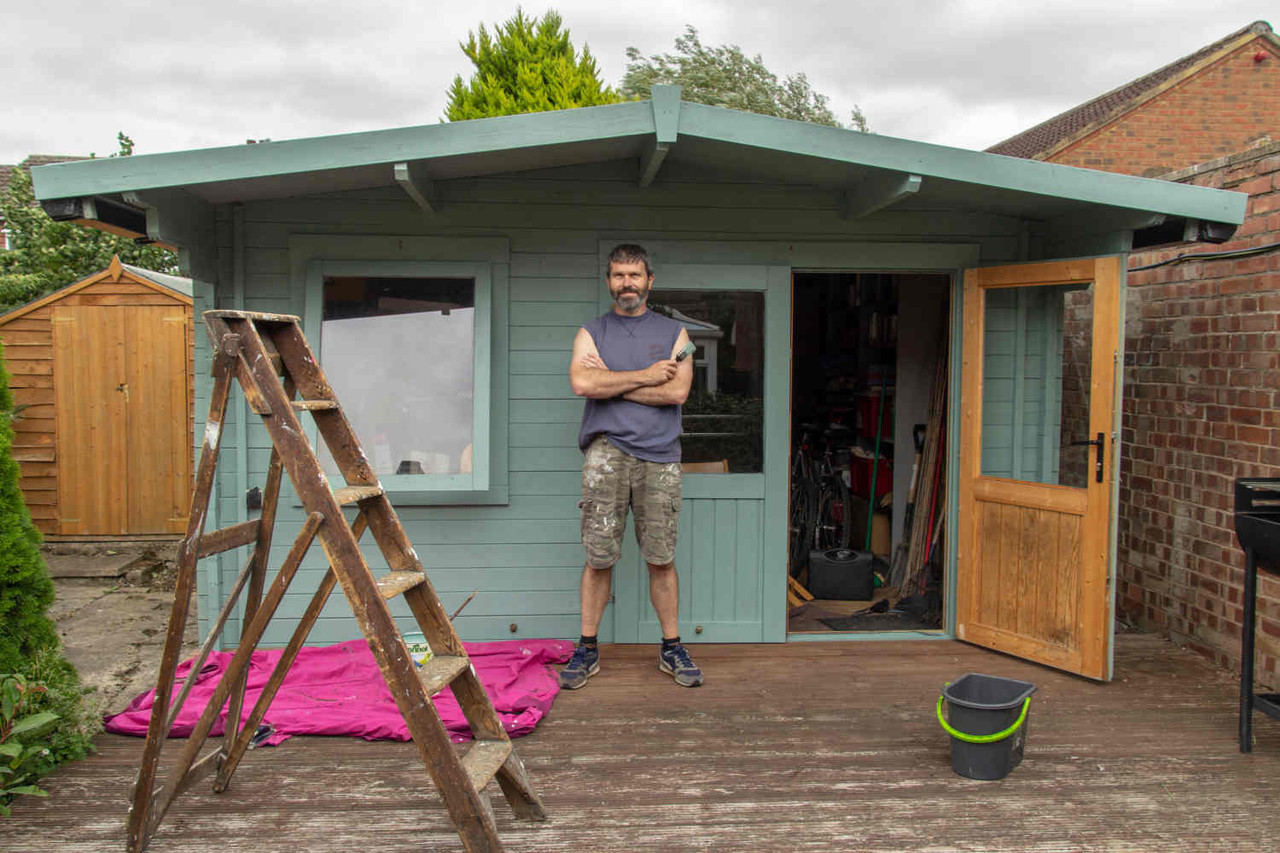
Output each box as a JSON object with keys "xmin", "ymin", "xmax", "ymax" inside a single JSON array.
[{"xmin": 126, "ymin": 310, "xmax": 545, "ymax": 853}]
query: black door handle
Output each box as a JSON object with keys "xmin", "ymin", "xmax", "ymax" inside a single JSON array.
[{"xmin": 1069, "ymin": 432, "xmax": 1105, "ymax": 483}]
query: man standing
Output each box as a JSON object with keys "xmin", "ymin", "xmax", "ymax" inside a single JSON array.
[{"xmin": 560, "ymin": 244, "xmax": 703, "ymax": 689}]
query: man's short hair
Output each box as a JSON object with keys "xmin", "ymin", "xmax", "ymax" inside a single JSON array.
[{"xmin": 606, "ymin": 243, "xmax": 652, "ymax": 278}]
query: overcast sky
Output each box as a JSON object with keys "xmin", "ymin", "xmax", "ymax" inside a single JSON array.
[{"xmin": 3, "ymin": 1, "xmax": 1273, "ymax": 164}]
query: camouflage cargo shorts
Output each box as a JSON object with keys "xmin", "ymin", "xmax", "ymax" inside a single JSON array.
[{"xmin": 580, "ymin": 435, "xmax": 682, "ymax": 569}]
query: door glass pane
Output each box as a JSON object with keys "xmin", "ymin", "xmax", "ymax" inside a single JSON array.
[
  {"xmin": 980, "ymin": 282, "xmax": 1093, "ymax": 488},
  {"xmin": 647, "ymin": 290, "xmax": 765, "ymax": 473},
  {"xmin": 320, "ymin": 275, "xmax": 475, "ymax": 479}
]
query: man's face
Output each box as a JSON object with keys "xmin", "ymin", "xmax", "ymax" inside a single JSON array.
[{"xmin": 608, "ymin": 260, "xmax": 653, "ymax": 312}]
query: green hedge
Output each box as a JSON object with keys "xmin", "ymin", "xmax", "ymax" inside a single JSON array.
[{"xmin": 0, "ymin": 341, "xmax": 99, "ymax": 813}]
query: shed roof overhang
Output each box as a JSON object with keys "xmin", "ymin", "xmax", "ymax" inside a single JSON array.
[{"xmin": 31, "ymin": 86, "xmax": 1247, "ymax": 257}]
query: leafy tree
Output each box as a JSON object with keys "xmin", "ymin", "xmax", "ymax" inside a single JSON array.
[
  {"xmin": 622, "ymin": 27, "xmax": 868, "ymax": 132},
  {"xmin": 444, "ymin": 8, "xmax": 624, "ymax": 121},
  {"xmin": 0, "ymin": 135, "xmax": 177, "ymax": 314}
]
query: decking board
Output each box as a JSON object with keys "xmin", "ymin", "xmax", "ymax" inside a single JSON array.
[{"xmin": 7, "ymin": 634, "xmax": 1277, "ymax": 851}]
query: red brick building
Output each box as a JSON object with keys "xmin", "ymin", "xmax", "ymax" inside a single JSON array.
[
  {"xmin": 989, "ymin": 21, "xmax": 1280, "ymax": 177},
  {"xmin": 991, "ymin": 22, "xmax": 1280, "ymax": 686}
]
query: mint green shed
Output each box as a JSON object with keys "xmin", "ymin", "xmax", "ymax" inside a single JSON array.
[{"xmin": 32, "ymin": 87, "xmax": 1245, "ymax": 664}]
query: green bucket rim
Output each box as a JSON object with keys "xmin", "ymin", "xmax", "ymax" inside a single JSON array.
[{"xmin": 936, "ymin": 691, "xmax": 1031, "ymax": 744}]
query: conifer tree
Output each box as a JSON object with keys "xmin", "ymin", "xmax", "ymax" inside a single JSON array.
[
  {"xmin": 444, "ymin": 9, "xmax": 623, "ymax": 121},
  {"xmin": 0, "ymin": 339, "xmax": 57, "ymax": 673}
]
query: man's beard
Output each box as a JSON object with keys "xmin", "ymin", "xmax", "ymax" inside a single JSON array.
[{"xmin": 612, "ymin": 283, "xmax": 649, "ymax": 310}]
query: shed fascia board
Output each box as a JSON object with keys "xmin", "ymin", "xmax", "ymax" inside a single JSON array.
[
  {"xmin": 677, "ymin": 102, "xmax": 1247, "ymax": 225},
  {"xmin": 32, "ymin": 95, "xmax": 1246, "ymax": 228},
  {"xmin": 31, "ymin": 101, "xmax": 656, "ymax": 200}
]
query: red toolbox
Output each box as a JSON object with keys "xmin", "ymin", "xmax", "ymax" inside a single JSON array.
[{"xmin": 849, "ymin": 456, "xmax": 893, "ymax": 500}]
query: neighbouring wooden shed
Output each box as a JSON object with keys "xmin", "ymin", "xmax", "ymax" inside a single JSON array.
[
  {"xmin": 0, "ymin": 255, "xmax": 193, "ymax": 537},
  {"xmin": 30, "ymin": 87, "xmax": 1248, "ymax": 681}
]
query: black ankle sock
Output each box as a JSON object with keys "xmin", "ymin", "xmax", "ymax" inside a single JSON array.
[
  {"xmin": 580, "ymin": 635, "xmax": 598, "ymax": 647},
  {"xmin": 662, "ymin": 636, "xmax": 681, "ymax": 650}
]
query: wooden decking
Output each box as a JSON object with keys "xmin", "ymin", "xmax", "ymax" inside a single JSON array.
[{"xmin": 7, "ymin": 634, "xmax": 1279, "ymax": 851}]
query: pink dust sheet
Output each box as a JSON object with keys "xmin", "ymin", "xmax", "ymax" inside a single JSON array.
[{"xmin": 105, "ymin": 639, "xmax": 573, "ymax": 746}]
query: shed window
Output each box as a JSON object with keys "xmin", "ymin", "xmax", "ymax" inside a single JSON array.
[
  {"xmin": 649, "ymin": 290, "xmax": 765, "ymax": 474},
  {"xmin": 321, "ymin": 275, "xmax": 476, "ymax": 479},
  {"xmin": 305, "ymin": 258, "xmax": 497, "ymax": 502}
]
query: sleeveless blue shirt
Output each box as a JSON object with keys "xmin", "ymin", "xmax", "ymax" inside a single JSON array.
[{"xmin": 577, "ymin": 310, "xmax": 684, "ymax": 462}]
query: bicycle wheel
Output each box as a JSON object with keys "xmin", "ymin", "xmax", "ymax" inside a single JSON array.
[
  {"xmin": 813, "ymin": 478, "xmax": 852, "ymax": 551},
  {"xmin": 788, "ymin": 484, "xmax": 814, "ymax": 577}
]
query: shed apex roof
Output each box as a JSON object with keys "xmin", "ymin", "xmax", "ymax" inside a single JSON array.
[
  {"xmin": 120, "ymin": 263, "xmax": 193, "ymax": 297},
  {"xmin": 29, "ymin": 88, "xmax": 1248, "ymax": 231},
  {"xmin": 0, "ymin": 257, "xmax": 192, "ymax": 324},
  {"xmin": 986, "ymin": 21, "xmax": 1278, "ymax": 160}
]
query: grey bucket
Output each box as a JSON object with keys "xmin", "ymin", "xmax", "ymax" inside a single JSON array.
[{"xmin": 937, "ymin": 673, "xmax": 1037, "ymax": 780}]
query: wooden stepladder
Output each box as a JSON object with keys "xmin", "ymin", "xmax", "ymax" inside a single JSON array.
[{"xmin": 126, "ymin": 310, "xmax": 546, "ymax": 852}]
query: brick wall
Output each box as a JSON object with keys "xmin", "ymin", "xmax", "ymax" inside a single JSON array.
[
  {"xmin": 1052, "ymin": 37, "xmax": 1280, "ymax": 177},
  {"xmin": 1119, "ymin": 141, "xmax": 1280, "ymax": 687},
  {"xmin": 1059, "ymin": 289, "xmax": 1093, "ymax": 488}
]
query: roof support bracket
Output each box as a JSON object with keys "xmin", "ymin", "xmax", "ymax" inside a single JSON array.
[
  {"xmin": 841, "ymin": 172, "xmax": 922, "ymax": 219},
  {"xmin": 394, "ymin": 161, "xmax": 437, "ymax": 213},
  {"xmin": 122, "ymin": 188, "xmax": 213, "ymax": 248},
  {"xmin": 639, "ymin": 85, "xmax": 682, "ymax": 187},
  {"xmin": 121, "ymin": 188, "xmax": 215, "ymax": 276}
]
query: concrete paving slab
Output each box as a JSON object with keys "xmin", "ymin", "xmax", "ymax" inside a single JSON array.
[
  {"xmin": 51, "ymin": 578, "xmax": 200, "ymax": 716},
  {"xmin": 45, "ymin": 553, "xmax": 142, "ymax": 579}
]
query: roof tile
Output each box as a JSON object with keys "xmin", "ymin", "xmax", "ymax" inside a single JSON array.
[{"xmin": 986, "ymin": 21, "xmax": 1276, "ymax": 159}]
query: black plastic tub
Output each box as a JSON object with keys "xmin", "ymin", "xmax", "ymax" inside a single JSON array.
[{"xmin": 937, "ymin": 673, "xmax": 1037, "ymax": 780}]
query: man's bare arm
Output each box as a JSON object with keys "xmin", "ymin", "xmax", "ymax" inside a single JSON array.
[
  {"xmin": 622, "ymin": 329, "xmax": 694, "ymax": 406},
  {"xmin": 568, "ymin": 327, "xmax": 676, "ymax": 399}
]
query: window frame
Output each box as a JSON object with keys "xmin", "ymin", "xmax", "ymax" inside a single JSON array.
[{"xmin": 303, "ymin": 257, "xmax": 506, "ymax": 505}]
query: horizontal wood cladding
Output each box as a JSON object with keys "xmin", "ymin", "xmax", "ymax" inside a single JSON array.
[{"xmin": 200, "ymin": 179, "xmax": 1018, "ymax": 645}]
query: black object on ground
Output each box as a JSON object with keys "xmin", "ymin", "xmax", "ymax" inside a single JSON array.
[
  {"xmin": 939, "ymin": 673, "xmax": 1037, "ymax": 780},
  {"xmin": 818, "ymin": 608, "xmax": 935, "ymax": 632},
  {"xmin": 1233, "ymin": 477, "xmax": 1280, "ymax": 752},
  {"xmin": 808, "ymin": 549, "xmax": 880, "ymax": 600}
]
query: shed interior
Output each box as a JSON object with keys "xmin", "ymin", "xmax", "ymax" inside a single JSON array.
[{"xmin": 786, "ymin": 272, "xmax": 951, "ymax": 634}]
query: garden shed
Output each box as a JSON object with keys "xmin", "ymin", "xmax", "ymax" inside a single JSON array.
[
  {"xmin": 0, "ymin": 255, "xmax": 193, "ymax": 537},
  {"xmin": 30, "ymin": 86, "xmax": 1246, "ymax": 680}
]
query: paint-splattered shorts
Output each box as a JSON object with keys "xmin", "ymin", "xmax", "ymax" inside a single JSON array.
[{"xmin": 580, "ymin": 435, "xmax": 682, "ymax": 569}]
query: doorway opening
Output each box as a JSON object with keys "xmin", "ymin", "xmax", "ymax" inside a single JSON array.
[{"xmin": 787, "ymin": 272, "xmax": 951, "ymax": 635}]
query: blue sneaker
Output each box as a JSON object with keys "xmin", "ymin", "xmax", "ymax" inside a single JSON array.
[
  {"xmin": 559, "ymin": 643, "xmax": 599, "ymax": 690},
  {"xmin": 659, "ymin": 643, "xmax": 704, "ymax": 687}
]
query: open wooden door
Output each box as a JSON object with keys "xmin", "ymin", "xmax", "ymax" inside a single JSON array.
[{"xmin": 957, "ymin": 257, "xmax": 1121, "ymax": 680}]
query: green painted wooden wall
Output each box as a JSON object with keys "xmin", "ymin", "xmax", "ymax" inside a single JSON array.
[{"xmin": 192, "ymin": 159, "xmax": 1024, "ymax": 648}]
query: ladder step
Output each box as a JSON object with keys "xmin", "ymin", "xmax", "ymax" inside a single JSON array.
[
  {"xmin": 376, "ymin": 571, "xmax": 425, "ymax": 599},
  {"xmin": 461, "ymin": 739, "xmax": 513, "ymax": 792},
  {"xmin": 332, "ymin": 485, "xmax": 385, "ymax": 506},
  {"xmin": 418, "ymin": 654, "xmax": 470, "ymax": 696},
  {"xmin": 291, "ymin": 399, "xmax": 340, "ymax": 411}
]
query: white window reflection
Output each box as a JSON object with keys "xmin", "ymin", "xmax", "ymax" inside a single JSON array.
[{"xmin": 320, "ymin": 276, "xmax": 475, "ymax": 478}]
